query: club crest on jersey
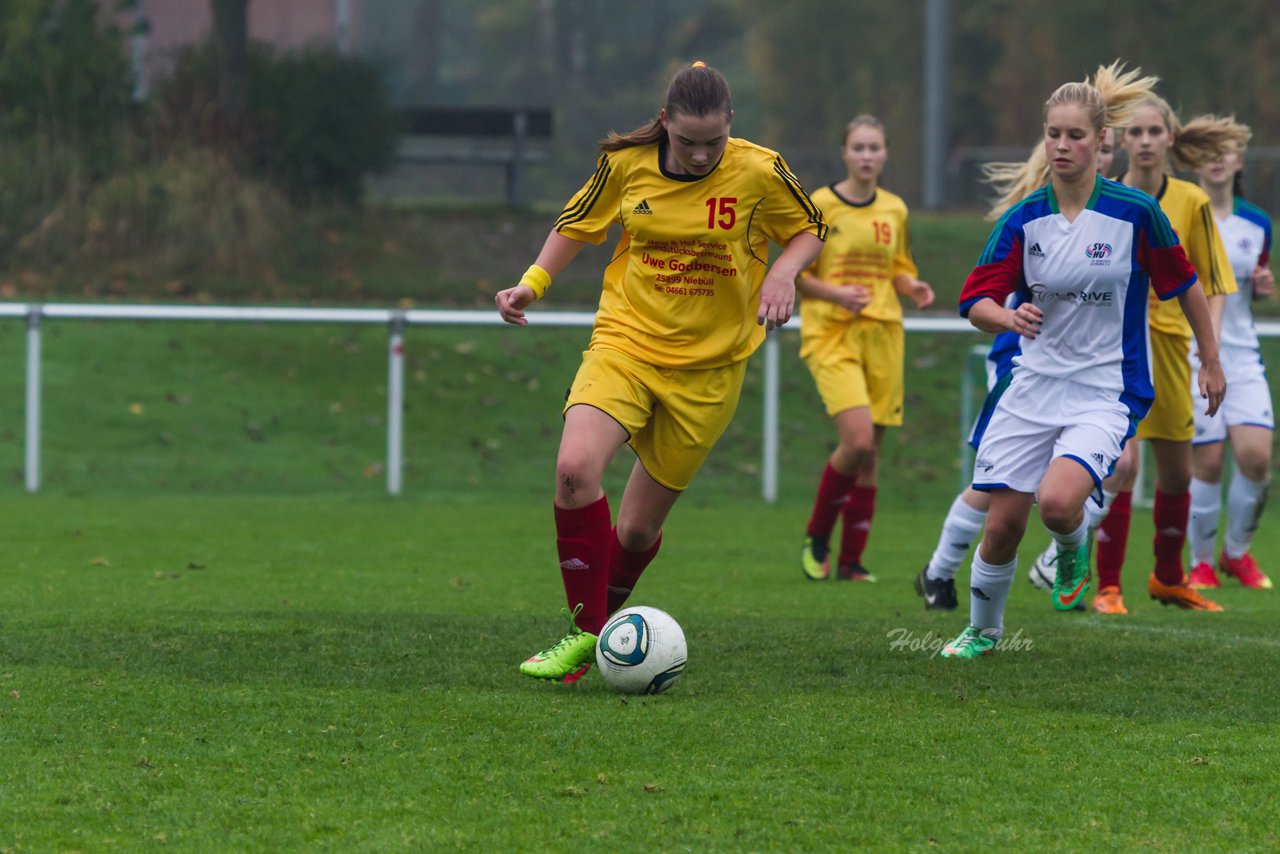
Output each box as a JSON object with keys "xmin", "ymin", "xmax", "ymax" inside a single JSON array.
[
  {"xmin": 1085, "ymin": 242, "xmax": 1113, "ymax": 265},
  {"xmin": 632, "ymin": 199, "xmax": 654, "ymax": 215}
]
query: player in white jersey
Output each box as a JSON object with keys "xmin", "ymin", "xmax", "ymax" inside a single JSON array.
[
  {"xmin": 940, "ymin": 63, "xmax": 1225, "ymax": 660},
  {"xmin": 1187, "ymin": 144, "xmax": 1275, "ymax": 590},
  {"xmin": 915, "ymin": 130, "xmax": 1118, "ymax": 610}
]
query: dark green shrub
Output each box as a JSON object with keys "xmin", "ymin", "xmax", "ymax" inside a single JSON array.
[{"xmin": 153, "ymin": 42, "xmax": 400, "ymax": 204}]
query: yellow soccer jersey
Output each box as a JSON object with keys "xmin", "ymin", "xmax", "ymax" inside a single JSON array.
[
  {"xmin": 1146, "ymin": 176, "xmax": 1237, "ymax": 337},
  {"xmin": 553, "ymin": 138, "xmax": 827, "ymax": 369},
  {"xmin": 801, "ymin": 185, "xmax": 918, "ymax": 329}
]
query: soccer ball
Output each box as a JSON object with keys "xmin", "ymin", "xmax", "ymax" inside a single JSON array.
[{"xmin": 595, "ymin": 606, "xmax": 687, "ymax": 695}]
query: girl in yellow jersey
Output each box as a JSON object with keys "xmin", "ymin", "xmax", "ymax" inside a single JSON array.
[
  {"xmin": 1083, "ymin": 99, "xmax": 1248, "ymax": 614},
  {"xmin": 496, "ymin": 63, "xmax": 827, "ymax": 682},
  {"xmin": 797, "ymin": 115, "xmax": 934, "ymax": 582}
]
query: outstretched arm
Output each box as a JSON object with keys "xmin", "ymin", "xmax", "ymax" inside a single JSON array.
[
  {"xmin": 759, "ymin": 231, "xmax": 824, "ymax": 330},
  {"xmin": 495, "ymin": 231, "xmax": 587, "ymax": 326},
  {"xmin": 893, "ymin": 273, "xmax": 935, "ymax": 310},
  {"xmin": 797, "ymin": 273, "xmax": 871, "ymax": 314},
  {"xmin": 1177, "ymin": 281, "xmax": 1225, "ymax": 416}
]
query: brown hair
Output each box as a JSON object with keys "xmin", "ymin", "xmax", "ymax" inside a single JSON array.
[
  {"xmin": 842, "ymin": 114, "xmax": 886, "ymax": 146},
  {"xmin": 1130, "ymin": 95, "xmax": 1252, "ymax": 170},
  {"xmin": 984, "ymin": 61, "xmax": 1159, "ymax": 219},
  {"xmin": 599, "ymin": 63, "xmax": 733, "ymax": 152}
]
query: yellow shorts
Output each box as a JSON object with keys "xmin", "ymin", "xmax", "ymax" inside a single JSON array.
[
  {"xmin": 1137, "ymin": 329, "xmax": 1193, "ymax": 441},
  {"xmin": 800, "ymin": 317, "xmax": 904, "ymax": 424},
  {"xmin": 563, "ymin": 348, "xmax": 748, "ymax": 491}
]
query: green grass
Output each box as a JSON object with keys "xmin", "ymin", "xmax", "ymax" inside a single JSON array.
[
  {"xmin": 4, "ymin": 209, "xmax": 1280, "ymax": 848},
  {"xmin": 3, "ymin": 495, "xmax": 1279, "ymax": 851},
  {"xmin": 0, "ymin": 316, "xmax": 994, "ymax": 507}
]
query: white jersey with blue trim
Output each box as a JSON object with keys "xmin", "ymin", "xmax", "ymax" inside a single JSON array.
[
  {"xmin": 960, "ymin": 177, "xmax": 1196, "ymax": 414},
  {"xmin": 1218, "ymin": 199, "xmax": 1272, "ymax": 351}
]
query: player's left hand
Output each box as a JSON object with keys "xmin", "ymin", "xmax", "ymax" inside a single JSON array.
[
  {"xmin": 757, "ymin": 272, "xmax": 795, "ymax": 330},
  {"xmin": 1197, "ymin": 355, "xmax": 1226, "ymax": 417},
  {"xmin": 1252, "ymin": 265, "xmax": 1276, "ymax": 299},
  {"xmin": 910, "ymin": 279, "xmax": 935, "ymax": 310}
]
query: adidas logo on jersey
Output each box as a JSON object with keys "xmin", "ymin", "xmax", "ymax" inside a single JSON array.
[
  {"xmin": 633, "ymin": 199, "xmax": 653, "ymax": 215},
  {"xmin": 1029, "ymin": 242, "xmax": 1045, "ymax": 258}
]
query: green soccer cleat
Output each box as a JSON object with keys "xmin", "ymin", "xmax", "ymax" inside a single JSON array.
[
  {"xmin": 800, "ymin": 535, "xmax": 831, "ymax": 581},
  {"xmin": 1049, "ymin": 536, "xmax": 1092, "ymax": 612},
  {"xmin": 520, "ymin": 605, "xmax": 599, "ymax": 682},
  {"xmin": 940, "ymin": 626, "xmax": 998, "ymax": 659}
]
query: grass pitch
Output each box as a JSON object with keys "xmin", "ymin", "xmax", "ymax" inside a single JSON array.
[
  {"xmin": 3, "ymin": 494, "xmax": 1279, "ymax": 851},
  {"xmin": 3, "ymin": 211, "xmax": 1280, "ymax": 848}
]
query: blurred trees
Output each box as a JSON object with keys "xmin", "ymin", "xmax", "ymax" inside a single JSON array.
[{"xmin": 382, "ymin": 0, "xmax": 1280, "ymax": 205}]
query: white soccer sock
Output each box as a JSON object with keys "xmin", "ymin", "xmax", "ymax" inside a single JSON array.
[
  {"xmin": 968, "ymin": 550, "xmax": 1016, "ymax": 633},
  {"xmin": 1224, "ymin": 473, "xmax": 1268, "ymax": 559},
  {"xmin": 926, "ymin": 494, "xmax": 987, "ymax": 582},
  {"xmin": 1189, "ymin": 476, "xmax": 1221, "ymax": 565},
  {"xmin": 1050, "ymin": 516, "xmax": 1088, "ymax": 551},
  {"xmin": 1084, "ymin": 489, "xmax": 1115, "ymax": 530}
]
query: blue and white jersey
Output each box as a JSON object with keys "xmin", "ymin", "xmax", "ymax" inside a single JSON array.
[
  {"xmin": 1218, "ymin": 198, "xmax": 1272, "ymax": 351},
  {"xmin": 960, "ymin": 176, "xmax": 1197, "ymax": 419}
]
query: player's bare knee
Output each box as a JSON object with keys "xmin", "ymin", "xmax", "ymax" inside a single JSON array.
[
  {"xmin": 554, "ymin": 457, "xmax": 603, "ymax": 505},
  {"xmin": 1109, "ymin": 453, "xmax": 1138, "ymax": 485},
  {"xmin": 616, "ymin": 521, "xmax": 660, "ymax": 553},
  {"xmin": 1037, "ymin": 496, "xmax": 1081, "ymax": 534},
  {"xmin": 1235, "ymin": 450, "xmax": 1272, "ymax": 485}
]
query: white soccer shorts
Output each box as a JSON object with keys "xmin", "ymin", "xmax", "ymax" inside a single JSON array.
[
  {"xmin": 971, "ymin": 370, "xmax": 1134, "ymax": 504},
  {"xmin": 1190, "ymin": 345, "xmax": 1274, "ymax": 444}
]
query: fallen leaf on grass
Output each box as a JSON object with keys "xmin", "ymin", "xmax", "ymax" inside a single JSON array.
[
  {"xmin": 559, "ymin": 786, "xmax": 588, "ymax": 797},
  {"xmin": 643, "ymin": 784, "xmax": 663, "ymax": 794}
]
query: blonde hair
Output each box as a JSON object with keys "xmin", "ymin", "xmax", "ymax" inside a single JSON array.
[
  {"xmin": 1128, "ymin": 94, "xmax": 1252, "ymax": 170},
  {"xmin": 983, "ymin": 61, "xmax": 1159, "ymax": 219}
]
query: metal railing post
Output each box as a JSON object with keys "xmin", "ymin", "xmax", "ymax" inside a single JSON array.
[
  {"xmin": 762, "ymin": 330, "xmax": 780, "ymax": 504},
  {"xmin": 24, "ymin": 306, "xmax": 42, "ymax": 493},
  {"xmin": 387, "ymin": 311, "xmax": 406, "ymax": 496},
  {"xmin": 509, "ymin": 110, "xmax": 528, "ymax": 207}
]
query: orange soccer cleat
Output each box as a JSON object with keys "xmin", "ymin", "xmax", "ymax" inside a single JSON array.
[
  {"xmin": 1218, "ymin": 552, "xmax": 1273, "ymax": 590},
  {"xmin": 1148, "ymin": 573, "xmax": 1225, "ymax": 611},
  {"xmin": 1090, "ymin": 585, "xmax": 1129, "ymax": 615}
]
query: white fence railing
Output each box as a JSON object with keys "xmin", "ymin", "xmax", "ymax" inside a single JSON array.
[{"xmin": 6, "ymin": 303, "xmax": 1277, "ymax": 501}]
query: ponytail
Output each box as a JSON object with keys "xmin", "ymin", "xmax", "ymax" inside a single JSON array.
[
  {"xmin": 600, "ymin": 62, "xmax": 733, "ymax": 152},
  {"xmin": 1172, "ymin": 113, "xmax": 1251, "ymax": 170},
  {"xmin": 982, "ymin": 143, "xmax": 1048, "ymax": 220},
  {"xmin": 983, "ymin": 61, "xmax": 1158, "ymax": 219}
]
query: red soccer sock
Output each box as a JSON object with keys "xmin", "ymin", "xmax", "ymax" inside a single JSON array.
[
  {"xmin": 838, "ymin": 485, "xmax": 876, "ymax": 566},
  {"xmin": 806, "ymin": 462, "xmax": 859, "ymax": 540},
  {"xmin": 606, "ymin": 528, "xmax": 662, "ymax": 615},
  {"xmin": 1095, "ymin": 490, "xmax": 1132, "ymax": 589},
  {"xmin": 1153, "ymin": 489, "xmax": 1191, "ymax": 586},
  {"xmin": 554, "ymin": 495, "xmax": 612, "ymax": 634}
]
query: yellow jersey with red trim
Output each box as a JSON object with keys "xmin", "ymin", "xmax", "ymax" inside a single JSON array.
[
  {"xmin": 1145, "ymin": 175, "xmax": 1237, "ymax": 337},
  {"xmin": 554, "ymin": 138, "xmax": 827, "ymax": 369},
  {"xmin": 801, "ymin": 185, "xmax": 918, "ymax": 329}
]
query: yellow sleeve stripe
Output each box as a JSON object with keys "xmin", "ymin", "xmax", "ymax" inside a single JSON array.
[
  {"xmin": 773, "ymin": 159, "xmax": 829, "ymax": 240},
  {"xmin": 555, "ymin": 154, "xmax": 612, "ymax": 232}
]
